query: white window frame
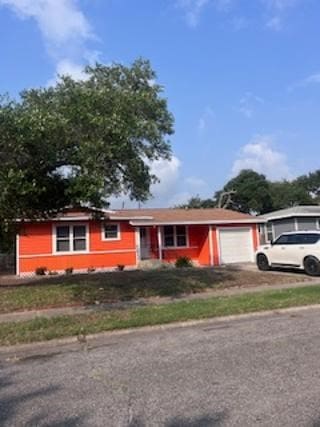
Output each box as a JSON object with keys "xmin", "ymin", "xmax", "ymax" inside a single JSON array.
[
  {"xmin": 265, "ymin": 222, "xmax": 274, "ymax": 243},
  {"xmin": 101, "ymin": 222, "xmax": 121, "ymax": 241},
  {"xmin": 162, "ymin": 225, "xmax": 189, "ymax": 249},
  {"xmin": 53, "ymin": 223, "xmax": 89, "ymax": 255}
]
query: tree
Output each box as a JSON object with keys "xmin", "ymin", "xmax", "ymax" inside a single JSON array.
[
  {"xmin": 0, "ymin": 59, "xmax": 174, "ymax": 222},
  {"xmin": 216, "ymin": 170, "xmax": 273, "ymax": 214},
  {"xmin": 176, "ymin": 196, "xmax": 216, "ymax": 209},
  {"xmin": 269, "ymin": 180, "xmax": 313, "ymax": 210},
  {"xmin": 295, "ymin": 170, "xmax": 320, "ymax": 202}
]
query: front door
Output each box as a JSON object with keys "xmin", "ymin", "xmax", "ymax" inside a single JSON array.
[{"xmin": 139, "ymin": 227, "xmax": 150, "ymax": 260}]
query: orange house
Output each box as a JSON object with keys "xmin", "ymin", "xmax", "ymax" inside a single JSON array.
[{"xmin": 16, "ymin": 207, "xmax": 264, "ymax": 276}]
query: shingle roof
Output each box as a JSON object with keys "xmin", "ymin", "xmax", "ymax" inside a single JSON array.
[
  {"xmin": 260, "ymin": 205, "xmax": 320, "ymax": 220},
  {"xmin": 109, "ymin": 208, "xmax": 261, "ymax": 224}
]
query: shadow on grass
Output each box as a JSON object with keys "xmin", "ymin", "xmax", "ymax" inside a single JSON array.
[
  {"xmin": 56, "ymin": 268, "xmax": 236, "ymax": 303},
  {"xmin": 0, "ymin": 266, "xmax": 307, "ymax": 314}
]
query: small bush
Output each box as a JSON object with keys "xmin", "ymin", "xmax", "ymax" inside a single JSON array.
[
  {"xmin": 35, "ymin": 266, "xmax": 47, "ymax": 276},
  {"xmin": 65, "ymin": 267, "xmax": 74, "ymax": 275},
  {"xmin": 175, "ymin": 256, "xmax": 193, "ymax": 268},
  {"xmin": 117, "ymin": 264, "xmax": 125, "ymax": 271}
]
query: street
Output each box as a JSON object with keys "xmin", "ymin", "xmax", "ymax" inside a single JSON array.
[{"xmin": 1, "ymin": 308, "xmax": 320, "ymax": 426}]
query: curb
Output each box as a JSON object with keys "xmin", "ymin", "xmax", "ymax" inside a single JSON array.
[{"xmin": 1, "ymin": 303, "xmax": 320, "ymax": 356}]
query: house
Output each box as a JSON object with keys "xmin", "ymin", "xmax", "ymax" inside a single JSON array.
[
  {"xmin": 16, "ymin": 207, "xmax": 264, "ymax": 276},
  {"xmin": 259, "ymin": 205, "xmax": 320, "ymax": 243}
]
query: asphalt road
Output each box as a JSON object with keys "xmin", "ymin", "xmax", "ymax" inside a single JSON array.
[{"xmin": 2, "ymin": 308, "xmax": 320, "ymax": 426}]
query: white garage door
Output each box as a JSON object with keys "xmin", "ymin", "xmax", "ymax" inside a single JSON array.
[{"xmin": 219, "ymin": 228, "xmax": 254, "ymax": 264}]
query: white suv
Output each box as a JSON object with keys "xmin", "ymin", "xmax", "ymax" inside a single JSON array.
[{"xmin": 256, "ymin": 231, "xmax": 320, "ymax": 276}]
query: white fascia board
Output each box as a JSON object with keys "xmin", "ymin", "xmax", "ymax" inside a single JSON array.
[
  {"xmin": 263, "ymin": 213, "xmax": 320, "ymax": 221},
  {"xmin": 109, "ymin": 216, "xmax": 154, "ymax": 221},
  {"xmin": 129, "ymin": 219, "xmax": 265, "ymax": 226}
]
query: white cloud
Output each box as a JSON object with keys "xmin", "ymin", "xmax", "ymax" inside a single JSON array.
[
  {"xmin": 230, "ymin": 16, "xmax": 248, "ymax": 31},
  {"xmin": 108, "ymin": 156, "xmax": 211, "ymax": 208},
  {"xmin": 262, "ymin": 0, "xmax": 300, "ymax": 31},
  {"xmin": 238, "ymin": 92, "xmax": 264, "ymax": 118},
  {"xmin": 151, "ymin": 156, "xmax": 181, "ymax": 198},
  {"xmin": 0, "ymin": 0, "xmax": 92, "ymax": 46},
  {"xmin": 176, "ymin": 0, "xmax": 210, "ymax": 27},
  {"xmin": 0, "ymin": 0, "xmax": 96, "ymax": 83},
  {"xmin": 288, "ymin": 72, "xmax": 320, "ymax": 91},
  {"xmin": 185, "ymin": 176, "xmax": 208, "ymax": 190},
  {"xmin": 175, "ymin": 0, "xmax": 234, "ymax": 27},
  {"xmin": 303, "ymin": 73, "xmax": 320, "ymax": 84},
  {"xmin": 266, "ymin": 15, "xmax": 282, "ymax": 30},
  {"xmin": 198, "ymin": 107, "xmax": 215, "ymax": 132},
  {"xmin": 46, "ymin": 58, "xmax": 88, "ymax": 86},
  {"xmin": 231, "ymin": 135, "xmax": 291, "ymax": 180}
]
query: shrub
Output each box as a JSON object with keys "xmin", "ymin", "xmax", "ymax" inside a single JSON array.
[
  {"xmin": 117, "ymin": 264, "xmax": 125, "ymax": 271},
  {"xmin": 175, "ymin": 256, "xmax": 193, "ymax": 268},
  {"xmin": 35, "ymin": 266, "xmax": 47, "ymax": 276},
  {"xmin": 65, "ymin": 267, "xmax": 74, "ymax": 275}
]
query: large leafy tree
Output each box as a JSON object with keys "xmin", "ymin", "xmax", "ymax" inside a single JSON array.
[
  {"xmin": 269, "ymin": 180, "xmax": 313, "ymax": 210},
  {"xmin": 216, "ymin": 170, "xmax": 274, "ymax": 214},
  {"xmin": 178, "ymin": 168, "xmax": 320, "ymax": 214},
  {"xmin": 295, "ymin": 170, "xmax": 320, "ymax": 202},
  {"xmin": 0, "ymin": 59, "xmax": 174, "ymax": 222}
]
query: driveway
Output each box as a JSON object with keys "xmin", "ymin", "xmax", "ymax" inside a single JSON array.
[{"xmin": 2, "ymin": 307, "xmax": 320, "ymax": 426}]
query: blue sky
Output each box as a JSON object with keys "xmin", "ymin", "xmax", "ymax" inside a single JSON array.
[{"xmin": 0, "ymin": 0, "xmax": 320, "ymax": 208}]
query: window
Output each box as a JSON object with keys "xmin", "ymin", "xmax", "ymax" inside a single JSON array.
[
  {"xmin": 163, "ymin": 225, "xmax": 187, "ymax": 248},
  {"xmin": 297, "ymin": 233, "xmax": 320, "ymax": 245},
  {"xmin": 273, "ymin": 233, "xmax": 320, "ymax": 246},
  {"xmin": 273, "ymin": 234, "xmax": 291, "ymax": 245},
  {"xmin": 266, "ymin": 223, "xmax": 273, "ymax": 242},
  {"xmin": 55, "ymin": 225, "xmax": 88, "ymax": 253},
  {"xmin": 103, "ymin": 223, "xmax": 120, "ymax": 240}
]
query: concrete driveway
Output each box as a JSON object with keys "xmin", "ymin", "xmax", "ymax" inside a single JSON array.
[{"xmin": 2, "ymin": 307, "xmax": 320, "ymax": 426}]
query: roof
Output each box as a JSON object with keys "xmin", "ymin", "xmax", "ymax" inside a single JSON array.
[
  {"xmin": 109, "ymin": 208, "xmax": 263, "ymax": 225},
  {"xmin": 19, "ymin": 206, "xmax": 264, "ymax": 224},
  {"xmin": 260, "ymin": 205, "xmax": 320, "ymax": 221}
]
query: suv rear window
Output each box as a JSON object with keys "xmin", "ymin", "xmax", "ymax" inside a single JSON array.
[{"xmin": 274, "ymin": 233, "xmax": 320, "ymax": 245}]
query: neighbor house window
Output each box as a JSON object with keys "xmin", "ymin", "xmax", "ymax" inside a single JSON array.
[
  {"xmin": 55, "ymin": 224, "xmax": 88, "ymax": 253},
  {"xmin": 266, "ymin": 223, "xmax": 273, "ymax": 242},
  {"xmin": 163, "ymin": 226, "xmax": 187, "ymax": 248},
  {"xmin": 103, "ymin": 223, "xmax": 120, "ymax": 240}
]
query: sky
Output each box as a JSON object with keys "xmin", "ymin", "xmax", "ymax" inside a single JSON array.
[{"xmin": 0, "ymin": 0, "xmax": 320, "ymax": 208}]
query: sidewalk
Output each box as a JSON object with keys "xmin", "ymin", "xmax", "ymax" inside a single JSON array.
[{"xmin": 0, "ymin": 277, "xmax": 318, "ymax": 324}]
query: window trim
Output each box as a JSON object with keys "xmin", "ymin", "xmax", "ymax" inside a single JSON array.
[
  {"xmin": 101, "ymin": 222, "xmax": 121, "ymax": 242},
  {"xmin": 162, "ymin": 225, "xmax": 189, "ymax": 249},
  {"xmin": 265, "ymin": 222, "xmax": 274, "ymax": 243},
  {"xmin": 52, "ymin": 223, "xmax": 89, "ymax": 255}
]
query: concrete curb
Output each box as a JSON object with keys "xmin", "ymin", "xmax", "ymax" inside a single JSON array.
[{"xmin": 1, "ymin": 303, "xmax": 320, "ymax": 356}]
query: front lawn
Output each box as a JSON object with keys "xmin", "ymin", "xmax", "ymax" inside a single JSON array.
[
  {"xmin": 0, "ymin": 267, "xmax": 308, "ymax": 314},
  {"xmin": 1, "ymin": 285, "xmax": 320, "ymax": 346}
]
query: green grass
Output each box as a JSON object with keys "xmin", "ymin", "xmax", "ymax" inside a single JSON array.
[
  {"xmin": 1, "ymin": 285, "xmax": 320, "ymax": 346},
  {"xmin": 0, "ymin": 268, "xmax": 305, "ymax": 314}
]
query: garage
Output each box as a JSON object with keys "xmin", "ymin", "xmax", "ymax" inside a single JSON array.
[{"xmin": 219, "ymin": 228, "xmax": 254, "ymax": 264}]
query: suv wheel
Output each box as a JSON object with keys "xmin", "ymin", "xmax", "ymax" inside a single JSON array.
[
  {"xmin": 257, "ymin": 254, "xmax": 270, "ymax": 271},
  {"xmin": 304, "ymin": 256, "xmax": 320, "ymax": 276}
]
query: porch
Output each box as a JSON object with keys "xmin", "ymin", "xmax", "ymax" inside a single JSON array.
[{"xmin": 136, "ymin": 224, "xmax": 213, "ymax": 266}]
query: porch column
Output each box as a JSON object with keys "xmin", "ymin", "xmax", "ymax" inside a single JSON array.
[
  {"xmin": 135, "ymin": 227, "xmax": 141, "ymax": 262},
  {"xmin": 209, "ymin": 225, "xmax": 214, "ymax": 266},
  {"xmin": 157, "ymin": 226, "xmax": 163, "ymax": 261}
]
